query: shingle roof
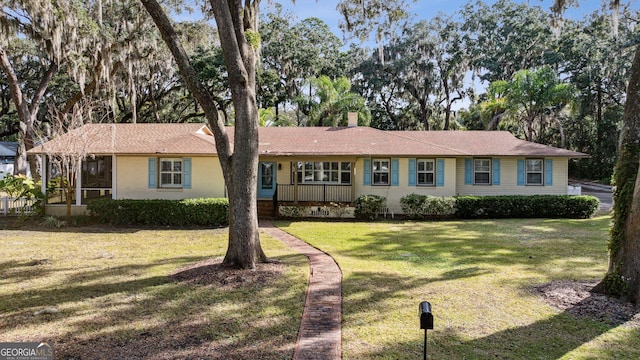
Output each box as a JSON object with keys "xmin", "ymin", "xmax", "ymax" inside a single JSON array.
[
  {"xmin": 29, "ymin": 123, "xmax": 215, "ymax": 155},
  {"xmin": 253, "ymin": 126, "xmax": 469, "ymax": 156},
  {"xmin": 395, "ymin": 131, "xmax": 587, "ymax": 157},
  {"xmin": 28, "ymin": 124, "xmax": 588, "ymax": 158}
]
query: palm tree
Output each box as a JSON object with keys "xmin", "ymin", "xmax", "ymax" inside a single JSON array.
[
  {"xmin": 482, "ymin": 66, "xmax": 575, "ymax": 147},
  {"xmin": 301, "ymin": 76, "xmax": 371, "ymax": 127}
]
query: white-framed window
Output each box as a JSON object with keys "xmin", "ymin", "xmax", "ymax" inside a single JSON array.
[
  {"xmin": 526, "ymin": 159, "xmax": 544, "ymax": 185},
  {"xmin": 417, "ymin": 159, "xmax": 435, "ymax": 186},
  {"xmin": 372, "ymin": 159, "xmax": 390, "ymax": 185},
  {"xmin": 291, "ymin": 161, "xmax": 351, "ymax": 184},
  {"xmin": 160, "ymin": 158, "xmax": 183, "ymax": 188},
  {"xmin": 474, "ymin": 158, "xmax": 491, "ymax": 185}
]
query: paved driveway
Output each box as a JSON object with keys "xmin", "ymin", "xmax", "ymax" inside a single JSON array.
[
  {"xmin": 572, "ymin": 181, "xmax": 613, "ymax": 211},
  {"xmin": 583, "ymin": 190, "xmax": 613, "ymax": 211}
]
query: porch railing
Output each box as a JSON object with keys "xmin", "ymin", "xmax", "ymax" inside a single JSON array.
[
  {"xmin": 277, "ymin": 184, "xmax": 352, "ymax": 203},
  {"xmin": 1, "ymin": 196, "xmax": 36, "ymax": 216}
]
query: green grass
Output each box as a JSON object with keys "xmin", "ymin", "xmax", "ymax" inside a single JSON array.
[
  {"xmin": 0, "ymin": 223, "xmax": 307, "ymax": 359},
  {"xmin": 3, "ymin": 216, "xmax": 637, "ymax": 359},
  {"xmin": 275, "ymin": 215, "xmax": 640, "ymax": 359}
]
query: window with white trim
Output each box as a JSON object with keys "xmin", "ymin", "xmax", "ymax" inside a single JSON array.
[
  {"xmin": 526, "ymin": 159, "xmax": 543, "ymax": 185},
  {"xmin": 160, "ymin": 158, "xmax": 183, "ymax": 188},
  {"xmin": 291, "ymin": 161, "xmax": 351, "ymax": 184},
  {"xmin": 417, "ymin": 159, "xmax": 435, "ymax": 186},
  {"xmin": 474, "ymin": 159, "xmax": 491, "ymax": 185},
  {"xmin": 372, "ymin": 159, "xmax": 390, "ymax": 185}
]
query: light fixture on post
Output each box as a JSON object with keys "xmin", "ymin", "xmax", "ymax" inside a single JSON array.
[{"xmin": 419, "ymin": 301, "xmax": 433, "ymax": 360}]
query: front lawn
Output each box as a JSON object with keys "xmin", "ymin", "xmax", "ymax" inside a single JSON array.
[
  {"xmin": 275, "ymin": 215, "xmax": 640, "ymax": 359},
  {"xmin": 0, "ymin": 223, "xmax": 307, "ymax": 359}
]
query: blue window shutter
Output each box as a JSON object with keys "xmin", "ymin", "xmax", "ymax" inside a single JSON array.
[
  {"xmin": 545, "ymin": 159, "xmax": 553, "ymax": 186},
  {"xmin": 464, "ymin": 158, "xmax": 472, "ymax": 185},
  {"xmin": 492, "ymin": 159, "xmax": 501, "ymax": 185},
  {"xmin": 408, "ymin": 159, "xmax": 416, "ymax": 186},
  {"xmin": 436, "ymin": 159, "xmax": 445, "ymax": 187},
  {"xmin": 517, "ymin": 159, "xmax": 525, "ymax": 186},
  {"xmin": 183, "ymin": 158, "xmax": 192, "ymax": 189},
  {"xmin": 148, "ymin": 158, "xmax": 157, "ymax": 189},
  {"xmin": 363, "ymin": 159, "xmax": 371, "ymax": 186},
  {"xmin": 391, "ymin": 158, "xmax": 399, "ymax": 186}
]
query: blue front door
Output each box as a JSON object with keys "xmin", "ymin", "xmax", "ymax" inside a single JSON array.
[{"xmin": 258, "ymin": 162, "xmax": 277, "ymax": 199}]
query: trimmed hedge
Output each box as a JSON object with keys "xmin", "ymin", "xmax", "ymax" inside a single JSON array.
[
  {"xmin": 455, "ymin": 195, "xmax": 600, "ymax": 219},
  {"xmin": 400, "ymin": 194, "xmax": 457, "ymax": 219},
  {"xmin": 354, "ymin": 194, "xmax": 387, "ymax": 220},
  {"xmin": 87, "ymin": 198, "xmax": 229, "ymax": 226}
]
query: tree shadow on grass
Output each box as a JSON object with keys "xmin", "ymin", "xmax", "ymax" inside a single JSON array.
[
  {"xmin": 0, "ymin": 257, "xmax": 206, "ymax": 316},
  {"xmin": 342, "ymin": 274, "xmax": 639, "ymax": 359},
  {"xmin": 1, "ymin": 255, "xmax": 307, "ymax": 360},
  {"xmin": 354, "ymin": 312, "xmax": 638, "ymax": 359},
  {"xmin": 0, "ymin": 259, "xmax": 59, "ymax": 283},
  {"xmin": 442, "ymin": 296, "xmax": 639, "ymax": 359},
  {"xmin": 272, "ymin": 219, "xmax": 628, "ymax": 358},
  {"xmin": 328, "ymin": 219, "xmax": 608, "ymax": 282},
  {"xmin": 0, "ymin": 217, "xmax": 229, "ymax": 234}
]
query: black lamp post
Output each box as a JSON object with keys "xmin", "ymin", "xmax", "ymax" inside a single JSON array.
[{"xmin": 419, "ymin": 301, "xmax": 433, "ymax": 360}]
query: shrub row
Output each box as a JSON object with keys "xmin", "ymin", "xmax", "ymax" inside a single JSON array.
[
  {"xmin": 87, "ymin": 198, "xmax": 229, "ymax": 226},
  {"xmin": 455, "ymin": 195, "xmax": 600, "ymax": 219},
  {"xmin": 392, "ymin": 194, "xmax": 599, "ymax": 220},
  {"xmin": 400, "ymin": 193, "xmax": 457, "ymax": 219}
]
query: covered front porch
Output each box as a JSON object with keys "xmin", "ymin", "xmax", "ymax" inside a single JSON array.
[
  {"xmin": 40, "ymin": 155, "xmax": 114, "ymax": 215},
  {"xmin": 257, "ymin": 158, "xmax": 357, "ymax": 218}
]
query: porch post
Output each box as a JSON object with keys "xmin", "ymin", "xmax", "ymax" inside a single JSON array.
[
  {"xmin": 351, "ymin": 160, "xmax": 356, "ymax": 204},
  {"xmin": 293, "ymin": 161, "xmax": 299, "ymax": 205},
  {"xmin": 112, "ymin": 155, "xmax": 117, "ymax": 199},
  {"xmin": 40, "ymin": 155, "xmax": 47, "ymax": 197},
  {"xmin": 75, "ymin": 159, "xmax": 82, "ymax": 206}
]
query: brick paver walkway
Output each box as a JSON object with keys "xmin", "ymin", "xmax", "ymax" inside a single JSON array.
[{"xmin": 260, "ymin": 221, "xmax": 342, "ymax": 360}]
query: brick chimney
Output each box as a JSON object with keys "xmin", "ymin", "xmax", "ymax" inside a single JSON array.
[{"xmin": 347, "ymin": 112, "xmax": 358, "ymax": 127}]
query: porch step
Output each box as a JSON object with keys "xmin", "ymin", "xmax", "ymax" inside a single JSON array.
[{"xmin": 257, "ymin": 200, "xmax": 276, "ymax": 218}]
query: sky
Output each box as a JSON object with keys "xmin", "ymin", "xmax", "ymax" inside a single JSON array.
[
  {"xmin": 176, "ymin": 0, "xmax": 639, "ymax": 43},
  {"xmin": 260, "ymin": 0, "xmax": 639, "ymax": 47},
  {"xmin": 173, "ymin": 0, "xmax": 639, "ymax": 109}
]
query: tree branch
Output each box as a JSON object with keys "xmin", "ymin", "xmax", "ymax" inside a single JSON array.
[
  {"xmin": 140, "ymin": 0, "xmax": 231, "ymax": 168},
  {"xmin": 0, "ymin": 45, "xmax": 29, "ymax": 124},
  {"xmin": 28, "ymin": 60, "xmax": 58, "ymax": 116},
  {"xmin": 61, "ymin": 59, "xmax": 122, "ymax": 115}
]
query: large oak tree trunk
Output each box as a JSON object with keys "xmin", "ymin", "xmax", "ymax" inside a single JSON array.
[
  {"xmin": 595, "ymin": 44, "xmax": 640, "ymax": 303},
  {"xmin": 0, "ymin": 47, "xmax": 57, "ymax": 177},
  {"xmin": 141, "ymin": 0, "xmax": 266, "ymax": 269},
  {"xmin": 212, "ymin": 0, "xmax": 267, "ymax": 267},
  {"xmin": 623, "ymin": 167, "xmax": 640, "ymax": 302}
]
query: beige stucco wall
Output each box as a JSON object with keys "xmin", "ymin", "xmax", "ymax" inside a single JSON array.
[
  {"xmin": 354, "ymin": 157, "xmax": 457, "ymax": 214},
  {"xmin": 116, "ymin": 155, "xmax": 225, "ymax": 200},
  {"xmin": 45, "ymin": 205, "xmax": 88, "ymax": 217},
  {"xmin": 455, "ymin": 157, "xmax": 569, "ymax": 196},
  {"xmin": 93, "ymin": 154, "xmax": 570, "ymax": 215}
]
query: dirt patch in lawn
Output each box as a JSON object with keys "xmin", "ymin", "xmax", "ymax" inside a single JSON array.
[
  {"xmin": 170, "ymin": 257, "xmax": 287, "ymax": 290},
  {"xmin": 534, "ymin": 280, "xmax": 640, "ymax": 326}
]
